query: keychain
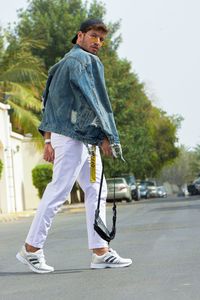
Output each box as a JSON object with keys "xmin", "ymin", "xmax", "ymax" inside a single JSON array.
[{"xmin": 90, "ymin": 145, "xmax": 96, "ymax": 182}]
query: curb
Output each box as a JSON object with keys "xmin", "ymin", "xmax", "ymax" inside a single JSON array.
[
  {"xmin": 0, "ymin": 211, "xmax": 36, "ymax": 223},
  {"xmin": 0, "ymin": 201, "xmax": 130, "ymax": 223},
  {"xmin": 0, "ymin": 204, "xmax": 85, "ymax": 223}
]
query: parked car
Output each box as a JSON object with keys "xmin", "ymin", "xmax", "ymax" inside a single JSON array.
[
  {"xmin": 188, "ymin": 177, "xmax": 200, "ymax": 195},
  {"xmin": 140, "ymin": 180, "xmax": 157, "ymax": 198},
  {"xmin": 138, "ymin": 183, "xmax": 150, "ymax": 199},
  {"xmin": 122, "ymin": 174, "xmax": 140, "ymax": 200},
  {"xmin": 106, "ymin": 177, "xmax": 132, "ymax": 202},
  {"xmin": 148, "ymin": 185, "xmax": 158, "ymax": 198},
  {"xmin": 156, "ymin": 186, "xmax": 167, "ymax": 198}
]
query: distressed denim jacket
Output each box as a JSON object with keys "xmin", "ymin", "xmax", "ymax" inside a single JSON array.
[{"xmin": 39, "ymin": 44, "xmax": 120, "ymax": 146}]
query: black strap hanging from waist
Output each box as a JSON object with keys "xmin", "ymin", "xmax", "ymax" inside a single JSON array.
[{"xmin": 94, "ymin": 160, "xmax": 117, "ymax": 243}]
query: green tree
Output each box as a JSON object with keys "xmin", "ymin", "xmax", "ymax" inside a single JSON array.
[
  {"xmin": 15, "ymin": 0, "xmax": 109, "ymax": 69},
  {"xmin": 146, "ymin": 108, "xmax": 179, "ymax": 177},
  {"xmin": 100, "ymin": 43, "xmax": 179, "ymax": 178},
  {"xmin": 5, "ymin": 0, "xmax": 180, "ymax": 176},
  {"xmin": 189, "ymin": 144, "xmax": 200, "ymax": 178},
  {"xmin": 158, "ymin": 146, "xmax": 196, "ymax": 189},
  {"xmin": 0, "ymin": 27, "xmax": 4, "ymax": 62},
  {"xmin": 0, "ymin": 33, "xmax": 46, "ymax": 139}
]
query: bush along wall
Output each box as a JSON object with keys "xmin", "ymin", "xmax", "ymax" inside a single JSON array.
[
  {"xmin": 32, "ymin": 163, "xmax": 83, "ymax": 203},
  {"xmin": 0, "ymin": 159, "xmax": 3, "ymax": 179},
  {"xmin": 32, "ymin": 164, "xmax": 53, "ymax": 198}
]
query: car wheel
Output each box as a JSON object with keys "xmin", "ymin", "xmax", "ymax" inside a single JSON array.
[{"xmin": 126, "ymin": 197, "xmax": 132, "ymax": 203}]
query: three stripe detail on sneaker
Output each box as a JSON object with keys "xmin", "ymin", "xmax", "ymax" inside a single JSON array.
[
  {"xmin": 29, "ymin": 258, "xmax": 40, "ymax": 265},
  {"xmin": 105, "ymin": 255, "xmax": 118, "ymax": 263}
]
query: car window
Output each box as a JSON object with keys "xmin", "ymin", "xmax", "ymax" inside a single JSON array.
[
  {"xmin": 140, "ymin": 181, "xmax": 155, "ymax": 186},
  {"xmin": 121, "ymin": 175, "xmax": 136, "ymax": 185},
  {"xmin": 140, "ymin": 186, "xmax": 146, "ymax": 190},
  {"xmin": 107, "ymin": 178, "xmax": 124, "ymax": 184}
]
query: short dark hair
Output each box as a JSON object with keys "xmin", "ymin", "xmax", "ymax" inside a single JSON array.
[
  {"xmin": 71, "ymin": 19, "xmax": 108, "ymax": 44},
  {"xmin": 82, "ymin": 23, "xmax": 108, "ymax": 34}
]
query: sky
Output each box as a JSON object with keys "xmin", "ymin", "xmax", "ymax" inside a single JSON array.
[{"xmin": 0, "ymin": 0, "xmax": 199, "ymax": 149}]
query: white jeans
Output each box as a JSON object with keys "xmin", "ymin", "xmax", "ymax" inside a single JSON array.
[{"xmin": 26, "ymin": 133, "xmax": 108, "ymax": 249}]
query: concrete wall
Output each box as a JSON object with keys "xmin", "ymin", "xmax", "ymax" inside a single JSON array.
[
  {"xmin": 0, "ymin": 140, "xmax": 8, "ymax": 213},
  {"xmin": 0, "ymin": 103, "xmax": 80, "ymax": 214},
  {"xmin": 0, "ymin": 103, "xmax": 15, "ymax": 213},
  {"xmin": 0, "ymin": 103, "xmax": 43, "ymax": 213}
]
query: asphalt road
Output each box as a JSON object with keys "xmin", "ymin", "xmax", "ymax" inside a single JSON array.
[{"xmin": 0, "ymin": 195, "xmax": 200, "ymax": 300}]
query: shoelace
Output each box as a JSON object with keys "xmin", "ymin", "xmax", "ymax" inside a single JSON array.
[
  {"xmin": 37, "ymin": 252, "xmax": 46, "ymax": 264},
  {"xmin": 107, "ymin": 248, "xmax": 121, "ymax": 263},
  {"xmin": 109, "ymin": 248, "xmax": 119, "ymax": 257}
]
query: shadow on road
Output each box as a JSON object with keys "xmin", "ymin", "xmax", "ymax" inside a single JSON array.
[{"xmin": 0, "ymin": 268, "xmax": 91, "ymax": 277}]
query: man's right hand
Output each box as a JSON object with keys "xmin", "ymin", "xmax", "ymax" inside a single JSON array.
[
  {"xmin": 43, "ymin": 143, "xmax": 55, "ymax": 163},
  {"xmin": 100, "ymin": 138, "xmax": 113, "ymax": 157}
]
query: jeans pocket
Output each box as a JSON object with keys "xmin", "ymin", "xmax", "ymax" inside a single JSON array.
[{"xmin": 51, "ymin": 133, "xmax": 72, "ymax": 149}]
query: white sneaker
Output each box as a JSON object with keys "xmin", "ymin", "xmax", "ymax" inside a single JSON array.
[
  {"xmin": 16, "ymin": 246, "xmax": 54, "ymax": 274},
  {"xmin": 90, "ymin": 248, "xmax": 132, "ymax": 269}
]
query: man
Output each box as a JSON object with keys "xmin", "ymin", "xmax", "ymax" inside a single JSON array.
[{"xmin": 16, "ymin": 19, "xmax": 132, "ymax": 273}]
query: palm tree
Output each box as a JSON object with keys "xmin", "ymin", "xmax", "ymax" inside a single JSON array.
[{"xmin": 0, "ymin": 33, "xmax": 46, "ymax": 143}]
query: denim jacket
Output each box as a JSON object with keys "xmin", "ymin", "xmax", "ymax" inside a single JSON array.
[{"xmin": 39, "ymin": 44, "xmax": 120, "ymax": 145}]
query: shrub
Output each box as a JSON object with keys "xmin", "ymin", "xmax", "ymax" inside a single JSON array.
[
  {"xmin": 32, "ymin": 163, "xmax": 83, "ymax": 203},
  {"xmin": 32, "ymin": 164, "xmax": 53, "ymax": 198},
  {"xmin": 0, "ymin": 159, "xmax": 3, "ymax": 179}
]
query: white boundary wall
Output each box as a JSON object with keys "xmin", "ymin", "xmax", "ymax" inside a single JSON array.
[{"xmin": 0, "ymin": 103, "xmax": 42, "ymax": 213}]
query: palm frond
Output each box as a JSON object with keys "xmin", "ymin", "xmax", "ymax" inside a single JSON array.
[
  {"xmin": 0, "ymin": 34, "xmax": 46, "ymax": 148},
  {"xmin": 0, "ymin": 64, "xmax": 46, "ymax": 83},
  {"xmin": 18, "ymin": 38, "xmax": 47, "ymax": 51},
  {"xmin": 5, "ymin": 82, "xmax": 42, "ymax": 112},
  {"xmin": 0, "ymin": 81, "xmax": 43, "ymax": 112},
  {"xmin": 8, "ymin": 99, "xmax": 41, "ymax": 137}
]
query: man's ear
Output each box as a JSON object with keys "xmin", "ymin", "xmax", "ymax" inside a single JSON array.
[{"xmin": 77, "ymin": 31, "xmax": 84, "ymax": 41}]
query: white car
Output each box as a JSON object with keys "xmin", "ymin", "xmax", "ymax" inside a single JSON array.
[
  {"xmin": 106, "ymin": 178, "xmax": 132, "ymax": 202},
  {"xmin": 148, "ymin": 186, "xmax": 158, "ymax": 198}
]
